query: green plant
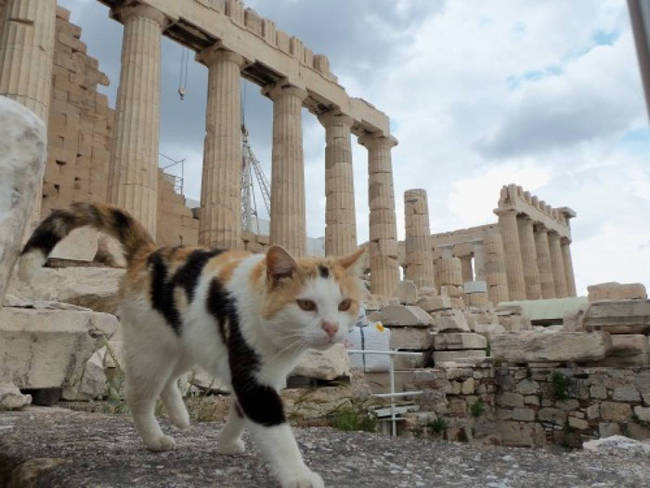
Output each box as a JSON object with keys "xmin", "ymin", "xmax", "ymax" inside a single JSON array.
[
  {"xmin": 102, "ymin": 340, "xmax": 129, "ymax": 414},
  {"xmin": 328, "ymin": 405, "xmax": 377, "ymax": 433},
  {"xmin": 428, "ymin": 417, "xmax": 448, "ymax": 435},
  {"xmin": 494, "ymin": 359, "xmax": 503, "ymax": 368},
  {"xmin": 551, "ymin": 371, "xmax": 569, "ymax": 401},
  {"xmin": 470, "ymin": 399, "xmax": 485, "ymax": 418}
]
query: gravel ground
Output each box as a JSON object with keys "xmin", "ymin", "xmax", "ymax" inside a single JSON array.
[{"xmin": 1, "ymin": 407, "xmax": 649, "ymax": 488}]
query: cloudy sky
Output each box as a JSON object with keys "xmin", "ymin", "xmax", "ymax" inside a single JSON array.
[{"xmin": 59, "ymin": 0, "xmax": 650, "ymax": 295}]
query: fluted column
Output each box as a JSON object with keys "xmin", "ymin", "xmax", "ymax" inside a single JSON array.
[
  {"xmin": 517, "ymin": 216, "xmax": 541, "ymax": 299},
  {"xmin": 534, "ymin": 224, "xmax": 555, "ymax": 299},
  {"xmin": 319, "ymin": 111, "xmax": 356, "ymax": 257},
  {"xmin": 484, "ymin": 230, "xmax": 509, "ymax": 304},
  {"xmin": 496, "ymin": 209, "xmax": 526, "ymax": 300},
  {"xmin": 460, "ymin": 255, "xmax": 473, "ymax": 283},
  {"xmin": 107, "ymin": 4, "xmax": 166, "ymax": 235},
  {"xmin": 197, "ymin": 47, "xmax": 245, "ymax": 249},
  {"xmin": 561, "ymin": 238, "xmax": 577, "ymax": 297},
  {"xmin": 403, "ymin": 188, "xmax": 434, "ymax": 289},
  {"xmin": 265, "ymin": 82, "xmax": 308, "ymax": 256},
  {"xmin": 359, "ymin": 133, "xmax": 399, "ymax": 297},
  {"xmin": 0, "ymin": 0, "xmax": 56, "ymax": 226},
  {"xmin": 472, "ymin": 240, "xmax": 486, "ymax": 282},
  {"xmin": 548, "ymin": 231, "xmax": 568, "ymax": 298}
]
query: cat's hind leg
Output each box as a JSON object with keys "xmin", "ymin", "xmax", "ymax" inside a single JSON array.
[
  {"xmin": 160, "ymin": 362, "xmax": 192, "ymax": 430},
  {"xmin": 217, "ymin": 401, "xmax": 246, "ymax": 454}
]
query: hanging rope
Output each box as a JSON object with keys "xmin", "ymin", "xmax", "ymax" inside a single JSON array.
[{"xmin": 178, "ymin": 47, "xmax": 190, "ymax": 101}]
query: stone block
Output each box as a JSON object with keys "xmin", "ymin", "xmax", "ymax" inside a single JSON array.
[
  {"xmin": 473, "ymin": 322, "xmax": 506, "ymax": 340},
  {"xmin": 432, "ymin": 310, "xmax": 471, "ymax": 333},
  {"xmin": 432, "ymin": 349, "xmax": 486, "ymax": 364},
  {"xmin": 291, "ymin": 343, "xmax": 351, "ymax": 381},
  {"xmin": 50, "ymin": 227, "xmax": 98, "ymax": 261},
  {"xmin": 490, "ymin": 331, "xmax": 612, "ymax": 363},
  {"xmin": 588, "ymin": 282, "xmax": 647, "ymax": 302},
  {"xmin": 395, "ymin": 280, "xmax": 417, "ymax": 305},
  {"xmin": 416, "ymin": 295, "xmax": 451, "ymax": 312},
  {"xmin": 516, "ymin": 379, "xmax": 540, "ymax": 395},
  {"xmin": 0, "ymin": 307, "xmax": 117, "ymax": 389},
  {"xmin": 467, "ymin": 292, "xmax": 489, "ymax": 307},
  {"xmin": 497, "ymin": 392, "xmax": 524, "ymax": 408},
  {"xmin": 538, "ymin": 407, "xmax": 567, "ymax": 426},
  {"xmin": 590, "ymin": 334, "xmax": 650, "ymax": 367},
  {"xmin": 584, "ymin": 300, "xmax": 650, "ymax": 334},
  {"xmin": 433, "ymin": 333, "xmax": 486, "ymax": 350},
  {"xmin": 600, "ymin": 401, "xmax": 632, "ymax": 422},
  {"xmin": 392, "ymin": 352, "xmax": 426, "ymax": 369},
  {"xmin": 586, "ymin": 404, "xmax": 600, "ymax": 419},
  {"xmin": 463, "ymin": 280, "xmax": 487, "ymax": 294},
  {"xmin": 388, "ymin": 327, "xmax": 434, "ymax": 350},
  {"xmin": 612, "ymin": 385, "xmax": 641, "ymax": 402},
  {"xmin": 512, "ymin": 407, "xmax": 535, "ymax": 422},
  {"xmin": 376, "ymin": 305, "xmax": 434, "ymax": 327},
  {"xmin": 634, "ymin": 406, "xmax": 650, "ymax": 423},
  {"xmin": 0, "ymin": 382, "xmax": 32, "ymax": 410},
  {"xmin": 598, "ymin": 422, "xmax": 621, "ymax": 438},
  {"xmin": 568, "ymin": 416, "xmax": 589, "ymax": 430},
  {"xmin": 497, "ymin": 420, "xmax": 546, "ymax": 447}
]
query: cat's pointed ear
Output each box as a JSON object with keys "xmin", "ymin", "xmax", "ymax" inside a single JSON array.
[
  {"xmin": 337, "ymin": 246, "xmax": 368, "ymax": 276},
  {"xmin": 266, "ymin": 245, "xmax": 297, "ymax": 281}
]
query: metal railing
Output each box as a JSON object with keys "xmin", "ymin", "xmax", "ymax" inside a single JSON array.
[{"xmin": 347, "ymin": 349, "xmax": 424, "ymax": 436}]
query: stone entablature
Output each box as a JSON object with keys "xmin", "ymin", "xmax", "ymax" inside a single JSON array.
[
  {"xmin": 98, "ymin": 0, "xmax": 390, "ymax": 137},
  {"xmin": 496, "ymin": 184, "xmax": 573, "ymax": 240}
]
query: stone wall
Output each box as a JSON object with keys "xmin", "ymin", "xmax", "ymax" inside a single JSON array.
[{"xmin": 156, "ymin": 172, "xmax": 199, "ymax": 247}]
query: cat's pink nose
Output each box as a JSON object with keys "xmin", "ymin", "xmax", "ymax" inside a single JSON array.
[{"xmin": 321, "ymin": 321, "xmax": 339, "ymax": 338}]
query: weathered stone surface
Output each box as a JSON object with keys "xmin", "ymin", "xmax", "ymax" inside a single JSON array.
[
  {"xmin": 50, "ymin": 227, "xmax": 99, "ymax": 262},
  {"xmin": 395, "ymin": 280, "xmax": 418, "ymax": 305},
  {"xmin": 568, "ymin": 416, "xmax": 589, "ymax": 430},
  {"xmin": 497, "ymin": 392, "xmax": 524, "ymax": 408},
  {"xmin": 591, "ymin": 335, "xmax": 650, "ymax": 366},
  {"xmin": 0, "ymin": 97, "xmax": 47, "ymax": 304},
  {"xmin": 473, "ymin": 322, "xmax": 506, "ymax": 340},
  {"xmin": 496, "ymin": 420, "xmax": 546, "ymax": 447},
  {"xmin": 491, "ymin": 331, "xmax": 612, "ymax": 363},
  {"xmin": 612, "ymin": 385, "xmax": 641, "ymax": 403},
  {"xmin": 599, "ymin": 422, "xmax": 622, "ymax": 438},
  {"xmin": 584, "ymin": 300, "xmax": 650, "ymax": 334},
  {"xmin": 634, "ymin": 406, "xmax": 650, "ymax": 423},
  {"xmin": 389, "ymin": 327, "xmax": 434, "ymax": 350},
  {"xmin": 433, "ymin": 349, "xmax": 485, "ymax": 365},
  {"xmin": 538, "ymin": 407, "xmax": 566, "ymax": 426},
  {"xmin": 433, "ymin": 333, "xmax": 487, "ymax": 351},
  {"xmin": 463, "ymin": 281, "xmax": 487, "ymax": 294},
  {"xmin": 583, "ymin": 435, "xmax": 650, "ymax": 454},
  {"xmin": 376, "ymin": 305, "xmax": 434, "ymax": 327},
  {"xmin": 416, "ymin": 295, "xmax": 451, "ymax": 312},
  {"xmin": 8, "ymin": 267, "xmax": 124, "ymax": 313},
  {"xmin": 292, "ymin": 344, "xmax": 351, "ymax": 381},
  {"xmin": 516, "ymin": 379, "xmax": 540, "ymax": 395},
  {"xmin": 512, "ymin": 407, "xmax": 535, "ymax": 421},
  {"xmin": 600, "ymin": 402, "xmax": 632, "ymax": 422},
  {"xmin": 588, "ymin": 282, "xmax": 647, "ymax": 302},
  {"xmin": 0, "ymin": 307, "xmax": 117, "ymax": 389},
  {"xmin": 433, "ymin": 310, "xmax": 471, "ymax": 333},
  {"xmin": 0, "ymin": 382, "xmax": 32, "ymax": 410}
]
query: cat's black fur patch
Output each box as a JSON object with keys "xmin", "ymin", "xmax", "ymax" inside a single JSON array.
[
  {"xmin": 111, "ymin": 208, "xmax": 133, "ymax": 243},
  {"xmin": 207, "ymin": 278, "xmax": 286, "ymax": 427},
  {"xmin": 149, "ymin": 248, "xmax": 223, "ymax": 334},
  {"xmin": 318, "ymin": 265, "xmax": 330, "ymax": 279},
  {"xmin": 22, "ymin": 210, "xmax": 78, "ymax": 256}
]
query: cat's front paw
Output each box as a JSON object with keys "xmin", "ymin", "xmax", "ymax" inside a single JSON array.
[
  {"xmin": 278, "ymin": 469, "xmax": 324, "ymax": 488},
  {"xmin": 145, "ymin": 434, "xmax": 176, "ymax": 452},
  {"xmin": 217, "ymin": 438, "xmax": 246, "ymax": 455}
]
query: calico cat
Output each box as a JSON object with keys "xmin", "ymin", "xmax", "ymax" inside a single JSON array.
[{"xmin": 20, "ymin": 202, "xmax": 366, "ymax": 488}]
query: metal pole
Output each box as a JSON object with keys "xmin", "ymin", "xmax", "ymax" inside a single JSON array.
[{"xmin": 389, "ymin": 350, "xmax": 396, "ymax": 437}]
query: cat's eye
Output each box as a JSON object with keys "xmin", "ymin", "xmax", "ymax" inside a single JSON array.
[
  {"xmin": 338, "ymin": 299, "xmax": 352, "ymax": 311},
  {"xmin": 296, "ymin": 299, "xmax": 317, "ymax": 311}
]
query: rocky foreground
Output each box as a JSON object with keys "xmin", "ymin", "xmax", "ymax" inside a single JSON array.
[{"xmin": 1, "ymin": 407, "xmax": 649, "ymax": 487}]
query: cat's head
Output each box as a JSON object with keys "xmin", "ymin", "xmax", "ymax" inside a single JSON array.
[{"xmin": 261, "ymin": 245, "xmax": 367, "ymax": 351}]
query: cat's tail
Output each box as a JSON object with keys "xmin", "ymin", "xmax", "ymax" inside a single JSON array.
[{"xmin": 20, "ymin": 202, "xmax": 155, "ymax": 280}]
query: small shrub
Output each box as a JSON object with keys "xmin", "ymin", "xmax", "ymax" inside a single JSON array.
[
  {"xmin": 470, "ymin": 399, "xmax": 485, "ymax": 418},
  {"xmin": 428, "ymin": 417, "xmax": 448, "ymax": 435},
  {"xmin": 328, "ymin": 405, "xmax": 377, "ymax": 433},
  {"xmin": 551, "ymin": 371, "xmax": 569, "ymax": 401}
]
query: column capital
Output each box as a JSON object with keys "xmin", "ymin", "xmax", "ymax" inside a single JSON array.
[
  {"xmin": 263, "ymin": 81, "xmax": 308, "ymax": 102},
  {"xmin": 493, "ymin": 207, "xmax": 518, "ymax": 218},
  {"xmin": 358, "ymin": 132, "xmax": 398, "ymax": 149},
  {"xmin": 533, "ymin": 222, "xmax": 548, "ymax": 233},
  {"xmin": 197, "ymin": 45, "xmax": 246, "ymax": 68},
  {"xmin": 317, "ymin": 110, "xmax": 354, "ymax": 128},
  {"xmin": 112, "ymin": 3, "xmax": 169, "ymax": 29},
  {"xmin": 560, "ymin": 236, "xmax": 572, "ymax": 245}
]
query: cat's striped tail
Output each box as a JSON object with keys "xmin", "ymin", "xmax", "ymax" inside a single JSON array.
[{"xmin": 20, "ymin": 202, "xmax": 155, "ymax": 279}]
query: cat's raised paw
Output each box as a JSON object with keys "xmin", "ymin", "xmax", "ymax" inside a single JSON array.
[
  {"xmin": 145, "ymin": 434, "xmax": 176, "ymax": 452},
  {"xmin": 279, "ymin": 469, "xmax": 324, "ymax": 488},
  {"xmin": 217, "ymin": 438, "xmax": 246, "ymax": 455}
]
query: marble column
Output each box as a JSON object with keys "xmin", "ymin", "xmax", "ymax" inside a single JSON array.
[
  {"xmin": 403, "ymin": 188, "xmax": 435, "ymax": 289},
  {"xmin": 472, "ymin": 240, "xmax": 486, "ymax": 282},
  {"xmin": 319, "ymin": 111, "xmax": 356, "ymax": 257},
  {"xmin": 496, "ymin": 209, "xmax": 526, "ymax": 300},
  {"xmin": 265, "ymin": 82, "xmax": 308, "ymax": 256},
  {"xmin": 484, "ymin": 229, "xmax": 509, "ymax": 304},
  {"xmin": 197, "ymin": 47, "xmax": 245, "ymax": 249},
  {"xmin": 561, "ymin": 238, "xmax": 577, "ymax": 297},
  {"xmin": 548, "ymin": 231, "xmax": 568, "ymax": 298},
  {"xmin": 517, "ymin": 216, "xmax": 541, "ymax": 299},
  {"xmin": 359, "ymin": 133, "xmax": 399, "ymax": 297},
  {"xmin": 460, "ymin": 255, "xmax": 473, "ymax": 283},
  {"xmin": 107, "ymin": 4, "xmax": 166, "ymax": 235},
  {"xmin": 534, "ymin": 224, "xmax": 555, "ymax": 299},
  {"xmin": 0, "ymin": 0, "xmax": 56, "ymax": 226}
]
